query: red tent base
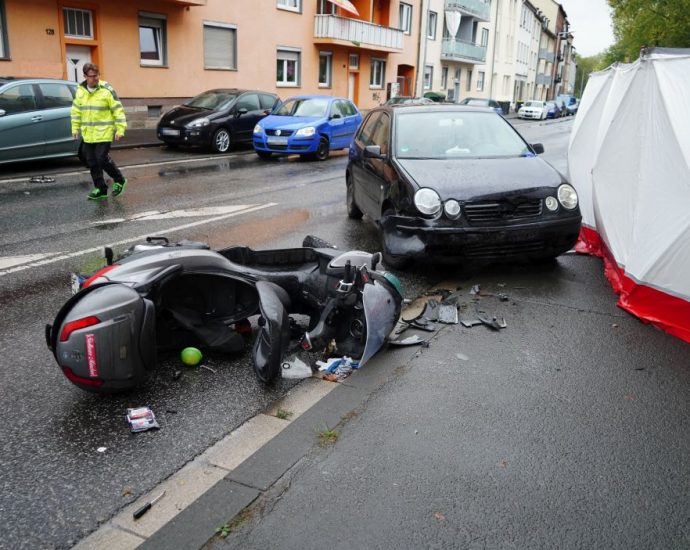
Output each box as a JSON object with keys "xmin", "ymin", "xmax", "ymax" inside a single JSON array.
[{"xmin": 576, "ymin": 227, "xmax": 690, "ymax": 344}]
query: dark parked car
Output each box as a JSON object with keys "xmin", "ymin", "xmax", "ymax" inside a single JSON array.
[
  {"xmin": 345, "ymin": 104, "xmax": 581, "ymax": 268},
  {"xmin": 458, "ymin": 97, "xmax": 504, "ymax": 115},
  {"xmin": 0, "ymin": 77, "xmax": 78, "ymax": 164},
  {"xmin": 157, "ymin": 89, "xmax": 279, "ymax": 153},
  {"xmin": 545, "ymin": 101, "xmax": 562, "ymax": 119}
]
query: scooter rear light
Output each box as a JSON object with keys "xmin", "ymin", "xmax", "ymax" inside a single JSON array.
[
  {"xmin": 82, "ymin": 264, "xmax": 118, "ymax": 288},
  {"xmin": 62, "ymin": 366, "xmax": 103, "ymax": 388},
  {"xmin": 60, "ymin": 316, "xmax": 100, "ymax": 342}
]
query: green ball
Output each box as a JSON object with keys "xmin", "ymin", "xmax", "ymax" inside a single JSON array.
[{"xmin": 181, "ymin": 347, "xmax": 202, "ymax": 366}]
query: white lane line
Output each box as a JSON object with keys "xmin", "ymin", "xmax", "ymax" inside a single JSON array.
[
  {"xmin": 0, "ymin": 153, "xmax": 238, "ymax": 185},
  {"xmin": 0, "ymin": 253, "xmax": 65, "ymax": 270},
  {"xmin": 0, "ymin": 202, "xmax": 277, "ymax": 277},
  {"xmin": 90, "ymin": 205, "xmax": 252, "ymax": 226}
]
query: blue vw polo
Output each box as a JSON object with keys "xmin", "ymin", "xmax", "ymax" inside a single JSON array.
[{"xmin": 253, "ymin": 95, "xmax": 362, "ymax": 161}]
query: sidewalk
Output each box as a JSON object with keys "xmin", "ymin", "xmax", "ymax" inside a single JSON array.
[{"xmin": 113, "ymin": 128, "xmax": 160, "ymax": 149}]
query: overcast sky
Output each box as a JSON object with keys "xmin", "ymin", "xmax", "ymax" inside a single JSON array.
[{"xmin": 561, "ymin": 0, "xmax": 615, "ymax": 57}]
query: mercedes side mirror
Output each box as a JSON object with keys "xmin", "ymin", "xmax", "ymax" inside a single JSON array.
[
  {"xmin": 531, "ymin": 143, "xmax": 545, "ymax": 154},
  {"xmin": 236, "ymin": 108, "xmax": 248, "ymax": 117}
]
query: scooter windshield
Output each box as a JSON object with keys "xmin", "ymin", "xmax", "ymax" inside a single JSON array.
[{"xmin": 361, "ymin": 281, "xmax": 400, "ymax": 365}]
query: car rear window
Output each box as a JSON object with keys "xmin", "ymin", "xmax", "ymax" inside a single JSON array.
[{"xmin": 395, "ymin": 111, "xmax": 531, "ymax": 159}]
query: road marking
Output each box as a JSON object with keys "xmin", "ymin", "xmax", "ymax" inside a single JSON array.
[
  {"xmin": 0, "ymin": 202, "xmax": 277, "ymax": 277},
  {"xmin": 0, "ymin": 153, "xmax": 240, "ymax": 185},
  {"xmin": 90, "ymin": 205, "xmax": 252, "ymax": 226},
  {"xmin": 0, "ymin": 252, "xmax": 65, "ymax": 270}
]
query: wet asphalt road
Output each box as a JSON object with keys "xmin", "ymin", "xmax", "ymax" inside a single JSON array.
[{"xmin": 0, "ymin": 117, "xmax": 591, "ymax": 549}]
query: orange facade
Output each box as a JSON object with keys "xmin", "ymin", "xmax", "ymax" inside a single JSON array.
[{"xmin": 1, "ymin": 0, "xmax": 421, "ymax": 124}]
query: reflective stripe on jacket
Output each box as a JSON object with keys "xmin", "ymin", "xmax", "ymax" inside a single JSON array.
[{"xmin": 71, "ymin": 80, "xmax": 127, "ymax": 143}]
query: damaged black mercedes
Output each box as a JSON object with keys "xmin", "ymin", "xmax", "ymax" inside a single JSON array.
[{"xmin": 345, "ymin": 104, "xmax": 582, "ymax": 268}]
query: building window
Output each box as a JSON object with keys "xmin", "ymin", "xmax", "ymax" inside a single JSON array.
[
  {"xmin": 349, "ymin": 54, "xmax": 359, "ymax": 69},
  {"xmin": 399, "ymin": 2, "xmax": 412, "ymax": 34},
  {"xmin": 277, "ymin": 48, "xmax": 300, "ymax": 86},
  {"xmin": 441, "ymin": 66, "xmax": 448, "ymax": 89},
  {"xmin": 423, "ymin": 65, "xmax": 433, "ymax": 90},
  {"xmin": 319, "ymin": 51, "xmax": 332, "ymax": 87},
  {"xmin": 63, "ymin": 8, "xmax": 93, "ymax": 39},
  {"xmin": 370, "ymin": 58, "xmax": 385, "ymax": 88},
  {"xmin": 427, "ymin": 11, "xmax": 437, "ymax": 39},
  {"xmin": 481, "ymin": 28, "xmax": 489, "ymax": 47},
  {"xmin": 0, "ymin": 1, "xmax": 8, "ymax": 58},
  {"xmin": 317, "ymin": 0, "xmax": 336, "ymax": 14},
  {"xmin": 203, "ymin": 23, "xmax": 237, "ymax": 70},
  {"xmin": 477, "ymin": 71, "xmax": 485, "ymax": 91},
  {"xmin": 277, "ymin": 0, "xmax": 301, "ymax": 12},
  {"xmin": 466, "ymin": 70, "xmax": 472, "ymax": 91},
  {"xmin": 139, "ymin": 13, "xmax": 167, "ymax": 66}
]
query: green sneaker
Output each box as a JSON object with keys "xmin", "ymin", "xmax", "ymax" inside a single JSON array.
[
  {"xmin": 112, "ymin": 179, "xmax": 127, "ymax": 198},
  {"xmin": 87, "ymin": 188, "xmax": 108, "ymax": 201}
]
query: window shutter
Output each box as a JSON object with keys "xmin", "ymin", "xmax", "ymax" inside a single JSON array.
[{"xmin": 204, "ymin": 25, "xmax": 235, "ymax": 69}]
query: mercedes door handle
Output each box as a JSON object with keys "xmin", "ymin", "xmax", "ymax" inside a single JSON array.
[{"xmin": 31, "ymin": 115, "xmax": 43, "ymax": 122}]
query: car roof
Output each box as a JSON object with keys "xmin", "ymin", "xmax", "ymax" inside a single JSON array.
[
  {"xmin": 283, "ymin": 94, "xmax": 347, "ymax": 101},
  {"xmin": 381, "ymin": 104, "xmax": 496, "ymax": 115},
  {"xmin": 0, "ymin": 77, "xmax": 76, "ymax": 87}
]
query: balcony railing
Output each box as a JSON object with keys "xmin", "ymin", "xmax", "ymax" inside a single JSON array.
[
  {"xmin": 536, "ymin": 74, "xmax": 552, "ymax": 86},
  {"xmin": 441, "ymin": 38, "xmax": 486, "ymax": 63},
  {"xmin": 539, "ymin": 50, "xmax": 555, "ymax": 63},
  {"xmin": 314, "ymin": 15, "xmax": 403, "ymax": 52},
  {"xmin": 445, "ymin": 0, "xmax": 491, "ymax": 22}
]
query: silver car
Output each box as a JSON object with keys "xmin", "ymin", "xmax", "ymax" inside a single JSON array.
[{"xmin": 0, "ymin": 77, "xmax": 79, "ymax": 164}]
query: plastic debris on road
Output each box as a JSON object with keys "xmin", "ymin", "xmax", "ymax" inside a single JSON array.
[
  {"xmin": 281, "ymin": 356, "xmax": 314, "ymax": 379},
  {"xmin": 317, "ymin": 356, "xmax": 359, "ymax": 381},
  {"xmin": 126, "ymin": 407, "xmax": 160, "ymax": 433}
]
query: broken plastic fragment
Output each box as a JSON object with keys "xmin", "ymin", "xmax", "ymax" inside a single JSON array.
[
  {"xmin": 470, "ymin": 284, "xmax": 481, "ymax": 295},
  {"xmin": 438, "ymin": 303, "xmax": 459, "ymax": 324},
  {"xmin": 281, "ymin": 356, "xmax": 313, "ymax": 379},
  {"xmin": 388, "ymin": 335, "xmax": 426, "ymax": 346}
]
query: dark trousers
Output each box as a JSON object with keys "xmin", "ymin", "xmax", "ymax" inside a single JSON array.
[{"xmin": 81, "ymin": 141, "xmax": 124, "ymax": 191}]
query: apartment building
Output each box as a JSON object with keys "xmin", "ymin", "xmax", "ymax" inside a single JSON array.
[
  {"xmin": 0, "ymin": 0, "xmax": 576, "ymax": 124},
  {"xmin": 415, "ymin": 0, "xmax": 491, "ymax": 103},
  {"xmin": 0, "ymin": 0, "xmax": 420, "ymax": 127}
]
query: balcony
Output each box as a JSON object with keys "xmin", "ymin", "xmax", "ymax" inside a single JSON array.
[
  {"xmin": 441, "ymin": 38, "xmax": 486, "ymax": 63},
  {"xmin": 539, "ymin": 49, "xmax": 555, "ymax": 63},
  {"xmin": 536, "ymin": 74, "xmax": 552, "ymax": 86},
  {"xmin": 314, "ymin": 15, "xmax": 403, "ymax": 53},
  {"xmin": 445, "ymin": 0, "xmax": 491, "ymax": 22}
]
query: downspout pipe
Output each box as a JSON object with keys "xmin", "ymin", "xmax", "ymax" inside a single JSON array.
[{"xmin": 488, "ymin": 0, "xmax": 500, "ymax": 101}]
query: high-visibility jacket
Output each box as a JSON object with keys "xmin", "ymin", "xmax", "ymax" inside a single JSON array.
[{"xmin": 71, "ymin": 80, "xmax": 127, "ymax": 143}]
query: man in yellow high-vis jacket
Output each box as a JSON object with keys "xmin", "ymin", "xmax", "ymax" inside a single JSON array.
[{"xmin": 71, "ymin": 63, "xmax": 128, "ymax": 201}]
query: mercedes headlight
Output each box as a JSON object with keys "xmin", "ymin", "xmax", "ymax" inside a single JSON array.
[
  {"xmin": 414, "ymin": 188, "xmax": 441, "ymax": 216},
  {"xmin": 295, "ymin": 126, "xmax": 316, "ymax": 137},
  {"xmin": 253, "ymin": 124, "xmax": 263, "ymax": 134},
  {"xmin": 186, "ymin": 117, "xmax": 210, "ymax": 129},
  {"xmin": 557, "ymin": 184, "xmax": 578, "ymax": 210}
]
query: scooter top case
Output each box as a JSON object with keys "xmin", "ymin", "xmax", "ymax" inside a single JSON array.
[{"xmin": 46, "ymin": 283, "xmax": 156, "ymax": 394}]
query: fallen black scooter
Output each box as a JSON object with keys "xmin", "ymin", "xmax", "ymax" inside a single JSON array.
[{"xmin": 46, "ymin": 236, "xmax": 403, "ymax": 393}]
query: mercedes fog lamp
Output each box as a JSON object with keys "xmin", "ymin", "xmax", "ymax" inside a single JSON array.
[
  {"xmin": 557, "ymin": 184, "xmax": 578, "ymax": 210},
  {"xmin": 295, "ymin": 126, "xmax": 316, "ymax": 137},
  {"xmin": 186, "ymin": 117, "xmax": 210, "ymax": 129},
  {"xmin": 444, "ymin": 199, "xmax": 461, "ymax": 219},
  {"xmin": 414, "ymin": 188, "xmax": 442, "ymax": 216},
  {"xmin": 544, "ymin": 196, "xmax": 559, "ymax": 211}
]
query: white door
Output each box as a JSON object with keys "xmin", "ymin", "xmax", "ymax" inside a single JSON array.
[
  {"xmin": 65, "ymin": 45, "xmax": 92, "ymax": 82},
  {"xmin": 348, "ymin": 73, "xmax": 355, "ymax": 101}
]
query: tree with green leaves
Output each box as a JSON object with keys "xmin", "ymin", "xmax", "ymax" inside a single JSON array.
[{"xmin": 606, "ymin": 0, "xmax": 690, "ymax": 62}]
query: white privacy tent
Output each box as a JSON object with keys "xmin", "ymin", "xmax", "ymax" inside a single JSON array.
[{"xmin": 568, "ymin": 48, "xmax": 690, "ymax": 343}]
